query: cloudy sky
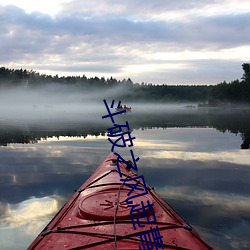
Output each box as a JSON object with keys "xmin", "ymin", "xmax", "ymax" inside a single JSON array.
[{"xmin": 0, "ymin": 0, "xmax": 250, "ymax": 85}]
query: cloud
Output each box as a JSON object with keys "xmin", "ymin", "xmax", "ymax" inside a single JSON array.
[
  {"xmin": 3, "ymin": 5, "xmax": 248, "ymax": 49},
  {"xmin": 58, "ymin": 0, "xmax": 247, "ymax": 19},
  {"xmin": 0, "ymin": 1, "xmax": 250, "ymax": 84}
]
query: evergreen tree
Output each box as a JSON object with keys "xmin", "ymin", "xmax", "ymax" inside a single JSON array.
[{"xmin": 242, "ymin": 63, "xmax": 250, "ymax": 83}]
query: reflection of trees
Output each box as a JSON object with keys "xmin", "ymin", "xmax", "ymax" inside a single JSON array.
[
  {"xmin": 0, "ymin": 132, "xmax": 38, "ymax": 146},
  {"xmin": 241, "ymin": 133, "xmax": 250, "ymax": 149},
  {"xmin": 0, "ymin": 109, "xmax": 250, "ymax": 149},
  {"xmin": 0, "ymin": 123, "xmax": 108, "ymax": 146}
]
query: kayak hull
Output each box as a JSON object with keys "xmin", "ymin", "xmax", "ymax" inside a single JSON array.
[{"xmin": 28, "ymin": 153, "xmax": 213, "ymax": 250}]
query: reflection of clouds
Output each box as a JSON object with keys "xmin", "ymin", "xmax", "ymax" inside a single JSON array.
[
  {"xmin": 132, "ymin": 128, "xmax": 249, "ymax": 166},
  {"xmin": 0, "ymin": 196, "xmax": 62, "ymax": 250},
  {"xmin": 134, "ymin": 127, "xmax": 243, "ymax": 152},
  {"xmin": 157, "ymin": 186, "xmax": 250, "ymax": 215},
  {"xmin": 0, "ymin": 196, "xmax": 59, "ymax": 230},
  {"xmin": 157, "ymin": 186, "xmax": 250, "ymax": 249},
  {"xmin": 0, "ymin": 139, "xmax": 110, "ymax": 206},
  {"xmin": 4, "ymin": 138, "xmax": 110, "ymax": 178},
  {"xmin": 42, "ymin": 134, "xmax": 108, "ymax": 142},
  {"xmin": 194, "ymin": 224, "xmax": 250, "ymax": 250},
  {"xmin": 149, "ymin": 150, "xmax": 250, "ymax": 166},
  {"xmin": 135, "ymin": 139, "xmax": 186, "ymax": 150},
  {"xmin": 0, "ymin": 202, "xmax": 7, "ymax": 218}
]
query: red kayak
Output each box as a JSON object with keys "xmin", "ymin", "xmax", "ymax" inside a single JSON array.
[{"xmin": 28, "ymin": 153, "xmax": 213, "ymax": 249}]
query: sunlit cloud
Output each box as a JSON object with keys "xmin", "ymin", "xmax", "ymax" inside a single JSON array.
[
  {"xmin": 0, "ymin": 0, "xmax": 66, "ymax": 16},
  {"xmin": 0, "ymin": 0, "xmax": 250, "ymax": 84},
  {"xmin": 152, "ymin": 46, "xmax": 250, "ymax": 62}
]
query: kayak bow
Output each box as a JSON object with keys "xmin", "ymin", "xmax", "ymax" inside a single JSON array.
[{"xmin": 28, "ymin": 152, "xmax": 213, "ymax": 250}]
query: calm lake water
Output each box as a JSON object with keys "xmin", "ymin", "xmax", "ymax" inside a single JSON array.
[{"xmin": 0, "ymin": 104, "xmax": 250, "ymax": 249}]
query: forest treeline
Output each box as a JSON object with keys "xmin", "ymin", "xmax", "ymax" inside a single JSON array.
[{"xmin": 0, "ymin": 63, "xmax": 249, "ymax": 104}]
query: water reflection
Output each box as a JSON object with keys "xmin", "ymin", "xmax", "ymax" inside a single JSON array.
[
  {"xmin": 0, "ymin": 108, "xmax": 250, "ymax": 249},
  {"xmin": 0, "ymin": 196, "xmax": 62, "ymax": 250},
  {"xmin": 0, "ymin": 196, "xmax": 59, "ymax": 228},
  {"xmin": 0, "ymin": 108, "xmax": 250, "ymax": 149}
]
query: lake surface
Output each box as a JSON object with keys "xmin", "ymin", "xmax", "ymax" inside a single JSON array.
[{"xmin": 0, "ymin": 104, "xmax": 250, "ymax": 249}]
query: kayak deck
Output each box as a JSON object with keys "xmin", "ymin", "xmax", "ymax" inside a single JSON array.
[{"xmin": 28, "ymin": 153, "xmax": 213, "ymax": 249}]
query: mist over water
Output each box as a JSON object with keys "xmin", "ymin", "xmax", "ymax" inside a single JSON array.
[
  {"xmin": 1, "ymin": 84, "xmax": 250, "ymax": 148},
  {"xmin": 0, "ymin": 85, "xmax": 101, "ymax": 122},
  {"xmin": 0, "ymin": 84, "xmax": 250, "ymax": 249},
  {"xmin": 0, "ymin": 84, "xmax": 198, "ymax": 125}
]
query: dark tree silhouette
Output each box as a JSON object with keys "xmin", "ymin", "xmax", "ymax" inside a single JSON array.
[
  {"xmin": 242, "ymin": 63, "xmax": 250, "ymax": 82},
  {"xmin": 0, "ymin": 63, "xmax": 250, "ymax": 104}
]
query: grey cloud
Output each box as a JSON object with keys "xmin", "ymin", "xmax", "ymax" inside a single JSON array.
[
  {"xmin": 59, "ymin": 0, "xmax": 216, "ymax": 18},
  {"xmin": 185, "ymin": 13, "xmax": 250, "ymax": 49},
  {"xmin": 1, "ymin": 4, "xmax": 249, "ymax": 50},
  {"xmin": 0, "ymin": 3, "xmax": 249, "ymax": 84}
]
